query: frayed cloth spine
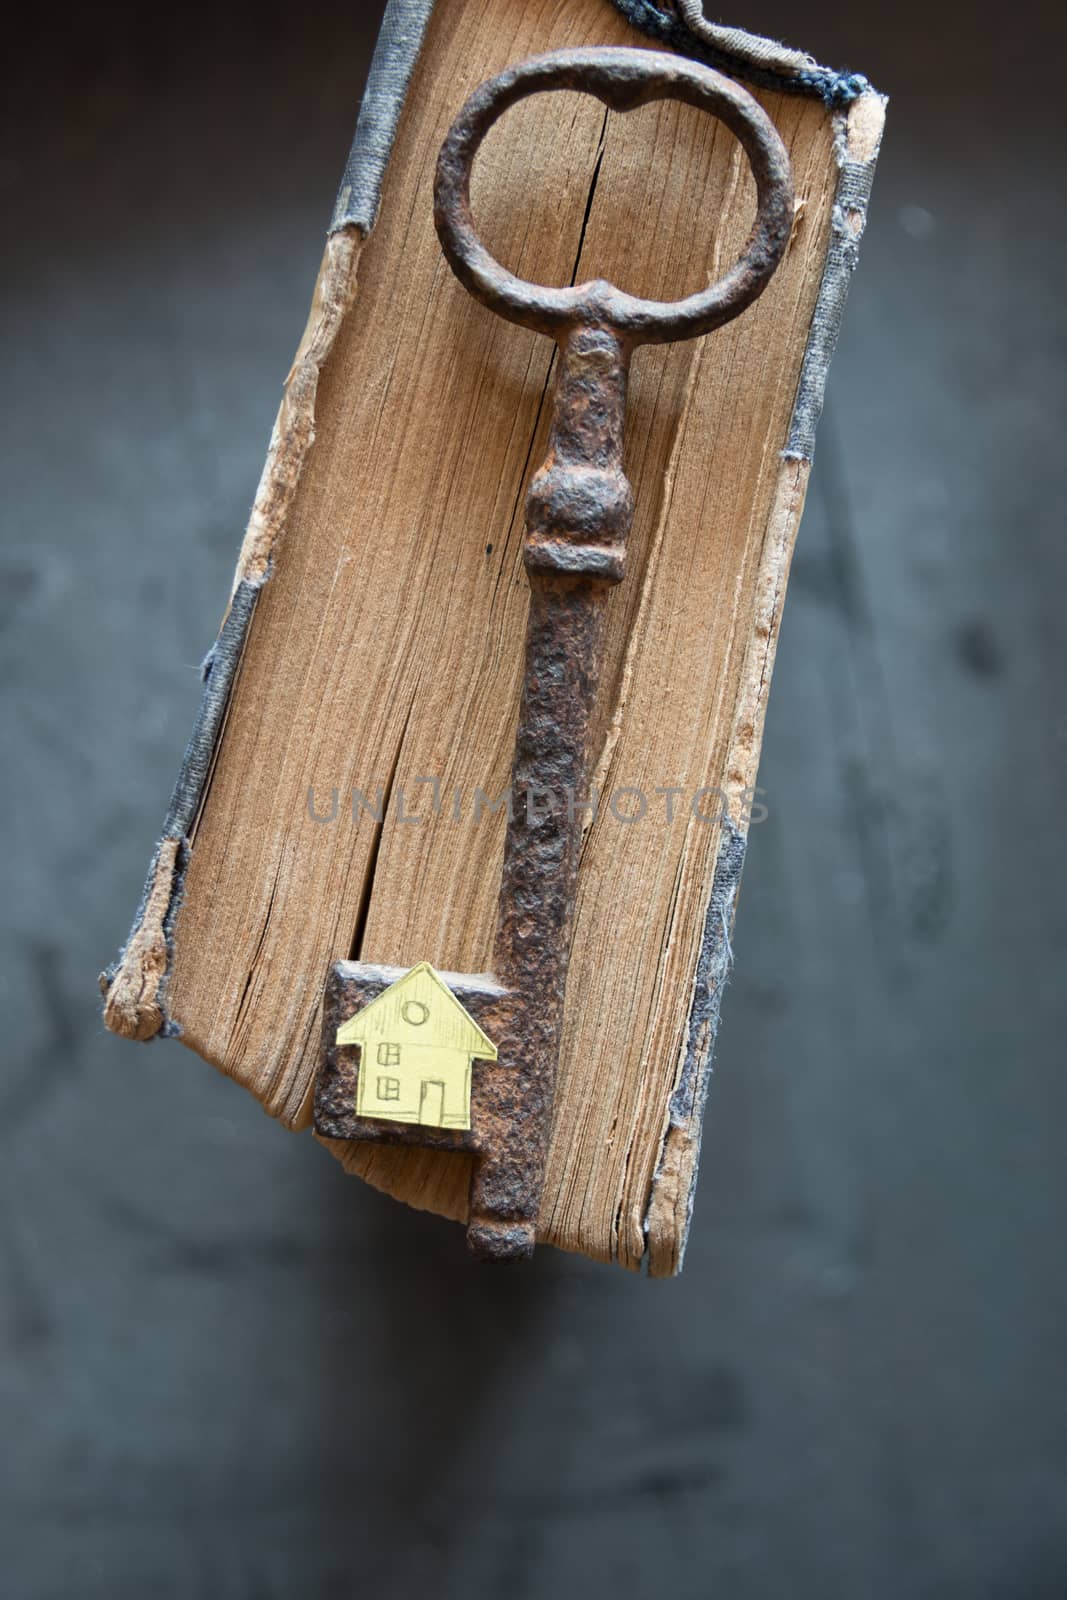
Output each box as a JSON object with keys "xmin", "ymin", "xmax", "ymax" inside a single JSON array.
[
  {"xmin": 785, "ymin": 97, "xmax": 884, "ymax": 461},
  {"xmin": 330, "ymin": 0, "xmax": 437, "ymax": 234},
  {"xmin": 644, "ymin": 817, "xmax": 746, "ymax": 1273},
  {"xmin": 607, "ymin": 0, "xmax": 870, "ymax": 106},
  {"xmin": 100, "ymin": 578, "xmax": 261, "ymax": 1039},
  {"xmin": 101, "ymin": 227, "xmax": 362, "ymax": 1040}
]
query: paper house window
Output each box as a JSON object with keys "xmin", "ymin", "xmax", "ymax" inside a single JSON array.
[
  {"xmin": 377, "ymin": 1075, "xmax": 401, "ymax": 1101},
  {"xmin": 377, "ymin": 1041, "xmax": 400, "ymax": 1066}
]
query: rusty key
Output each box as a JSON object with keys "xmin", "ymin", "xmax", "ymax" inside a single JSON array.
[{"xmin": 315, "ymin": 47, "xmax": 793, "ymax": 1260}]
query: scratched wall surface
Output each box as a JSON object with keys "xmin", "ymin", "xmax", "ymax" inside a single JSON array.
[{"xmin": 3, "ymin": 0, "xmax": 1066, "ymax": 1595}]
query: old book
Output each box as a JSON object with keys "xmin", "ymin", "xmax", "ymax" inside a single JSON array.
[{"xmin": 101, "ymin": 0, "xmax": 884, "ymax": 1273}]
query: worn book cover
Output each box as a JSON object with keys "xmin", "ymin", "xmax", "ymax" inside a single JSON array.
[{"xmin": 101, "ymin": 0, "xmax": 884, "ymax": 1273}]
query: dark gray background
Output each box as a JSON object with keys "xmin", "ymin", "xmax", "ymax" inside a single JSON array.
[{"xmin": 3, "ymin": 2, "xmax": 1065, "ymax": 1595}]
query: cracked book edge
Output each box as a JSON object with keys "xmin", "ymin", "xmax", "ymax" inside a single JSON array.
[
  {"xmin": 633, "ymin": 34, "xmax": 883, "ymax": 1273},
  {"xmin": 644, "ymin": 815, "xmax": 746, "ymax": 1275},
  {"xmin": 641, "ymin": 86, "xmax": 884, "ymax": 1279},
  {"xmin": 643, "ymin": 460, "xmax": 809, "ymax": 1275},
  {"xmin": 98, "ymin": 72, "xmax": 399, "ymax": 1039},
  {"xmin": 100, "ymin": 0, "xmax": 434, "ymax": 1040},
  {"xmin": 100, "ymin": 578, "xmax": 264, "ymax": 1040},
  {"xmin": 103, "ymin": 1, "xmax": 433, "ymax": 1042}
]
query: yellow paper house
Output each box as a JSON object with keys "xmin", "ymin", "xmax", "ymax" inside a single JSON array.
[{"xmin": 335, "ymin": 962, "xmax": 498, "ymax": 1130}]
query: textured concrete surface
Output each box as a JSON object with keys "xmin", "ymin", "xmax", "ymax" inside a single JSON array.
[{"xmin": 3, "ymin": 2, "xmax": 1066, "ymax": 1595}]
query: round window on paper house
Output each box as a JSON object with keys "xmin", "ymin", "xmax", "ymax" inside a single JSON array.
[{"xmin": 402, "ymin": 1000, "xmax": 430, "ymax": 1026}]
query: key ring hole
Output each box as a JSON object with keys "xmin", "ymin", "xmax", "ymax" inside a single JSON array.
[
  {"xmin": 434, "ymin": 47, "xmax": 794, "ymax": 347},
  {"xmin": 468, "ymin": 93, "xmax": 756, "ymax": 307}
]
